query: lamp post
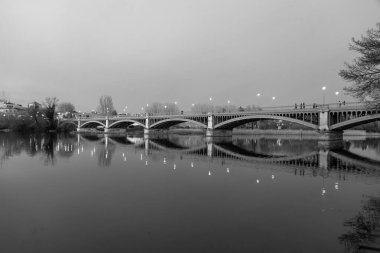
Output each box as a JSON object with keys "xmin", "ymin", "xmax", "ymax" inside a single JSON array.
[
  {"xmin": 174, "ymin": 101, "xmax": 178, "ymax": 115},
  {"xmin": 322, "ymin": 86, "xmax": 327, "ymax": 106},
  {"xmin": 335, "ymin": 91, "xmax": 340, "ymax": 105},
  {"xmin": 256, "ymin": 93, "xmax": 261, "ymax": 106}
]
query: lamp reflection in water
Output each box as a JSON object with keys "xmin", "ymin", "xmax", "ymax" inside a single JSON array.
[{"xmin": 321, "ymin": 177, "xmax": 326, "ymax": 196}]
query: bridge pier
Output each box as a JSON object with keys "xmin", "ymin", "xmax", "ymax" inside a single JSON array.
[
  {"xmin": 144, "ymin": 128, "xmax": 168, "ymax": 136},
  {"xmin": 206, "ymin": 129, "xmax": 233, "ymax": 137},
  {"xmin": 318, "ymin": 130, "xmax": 343, "ymax": 141},
  {"xmin": 317, "ymin": 131, "xmax": 344, "ymax": 149}
]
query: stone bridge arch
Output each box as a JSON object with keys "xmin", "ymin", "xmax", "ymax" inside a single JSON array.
[
  {"xmin": 59, "ymin": 121, "xmax": 78, "ymax": 128},
  {"xmin": 80, "ymin": 120, "xmax": 106, "ymax": 128},
  {"xmin": 108, "ymin": 119, "xmax": 145, "ymax": 129},
  {"xmin": 149, "ymin": 118, "xmax": 208, "ymax": 129},
  {"xmin": 213, "ymin": 115, "xmax": 318, "ymax": 130},
  {"xmin": 329, "ymin": 114, "xmax": 380, "ymax": 131}
]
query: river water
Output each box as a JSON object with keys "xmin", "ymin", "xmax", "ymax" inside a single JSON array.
[{"xmin": 0, "ymin": 132, "xmax": 379, "ymax": 253}]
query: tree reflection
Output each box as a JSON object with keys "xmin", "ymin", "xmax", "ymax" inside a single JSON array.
[
  {"xmin": 339, "ymin": 194, "xmax": 380, "ymax": 252},
  {"xmin": 0, "ymin": 133, "xmax": 59, "ymax": 167},
  {"xmin": 41, "ymin": 134, "xmax": 56, "ymax": 166}
]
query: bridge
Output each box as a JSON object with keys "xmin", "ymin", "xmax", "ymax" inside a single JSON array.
[{"xmin": 60, "ymin": 103, "xmax": 380, "ymax": 140}]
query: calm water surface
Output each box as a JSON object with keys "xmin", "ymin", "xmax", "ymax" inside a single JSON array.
[{"xmin": 0, "ymin": 133, "xmax": 379, "ymax": 253}]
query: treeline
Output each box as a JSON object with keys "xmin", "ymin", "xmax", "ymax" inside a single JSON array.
[{"xmin": 0, "ymin": 97, "xmax": 62, "ymax": 132}]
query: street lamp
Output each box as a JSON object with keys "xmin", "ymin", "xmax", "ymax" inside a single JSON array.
[
  {"xmin": 322, "ymin": 86, "xmax": 327, "ymax": 105},
  {"xmin": 335, "ymin": 91, "xmax": 340, "ymax": 105}
]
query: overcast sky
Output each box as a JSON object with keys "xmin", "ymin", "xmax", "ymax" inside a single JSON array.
[{"xmin": 1, "ymin": 0, "xmax": 379, "ymax": 112}]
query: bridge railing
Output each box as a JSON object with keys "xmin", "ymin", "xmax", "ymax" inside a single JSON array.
[{"xmin": 61, "ymin": 102, "xmax": 368, "ymax": 121}]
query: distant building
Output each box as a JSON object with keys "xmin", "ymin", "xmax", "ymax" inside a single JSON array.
[
  {"xmin": 0, "ymin": 100, "xmax": 24, "ymax": 114},
  {"xmin": 27, "ymin": 101, "xmax": 41, "ymax": 109}
]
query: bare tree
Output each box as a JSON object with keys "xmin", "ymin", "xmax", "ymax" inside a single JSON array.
[
  {"xmin": 57, "ymin": 102, "xmax": 75, "ymax": 114},
  {"xmin": 97, "ymin": 95, "xmax": 115, "ymax": 115},
  {"xmin": 43, "ymin": 97, "xmax": 59, "ymax": 130},
  {"xmin": 27, "ymin": 102, "xmax": 42, "ymax": 129},
  {"xmin": 339, "ymin": 22, "xmax": 380, "ymax": 107}
]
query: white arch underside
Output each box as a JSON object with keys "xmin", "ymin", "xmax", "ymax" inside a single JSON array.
[
  {"xmin": 214, "ymin": 115, "xmax": 318, "ymax": 130},
  {"xmin": 330, "ymin": 114, "xmax": 380, "ymax": 130},
  {"xmin": 80, "ymin": 121, "xmax": 106, "ymax": 128},
  {"xmin": 150, "ymin": 118, "xmax": 207, "ymax": 129},
  {"xmin": 108, "ymin": 120, "xmax": 145, "ymax": 128}
]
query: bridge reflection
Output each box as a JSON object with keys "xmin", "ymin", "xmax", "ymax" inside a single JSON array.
[
  {"xmin": 72, "ymin": 134, "xmax": 380, "ymax": 173},
  {"xmin": 1, "ymin": 133, "xmax": 379, "ymax": 183},
  {"xmin": 141, "ymin": 137, "xmax": 380, "ymax": 172}
]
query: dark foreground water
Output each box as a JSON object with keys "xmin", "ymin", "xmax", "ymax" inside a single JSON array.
[{"xmin": 0, "ymin": 133, "xmax": 379, "ymax": 253}]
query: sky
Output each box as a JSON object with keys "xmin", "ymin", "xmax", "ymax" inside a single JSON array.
[{"xmin": 0, "ymin": 0, "xmax": 380, "ymax": 113}]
